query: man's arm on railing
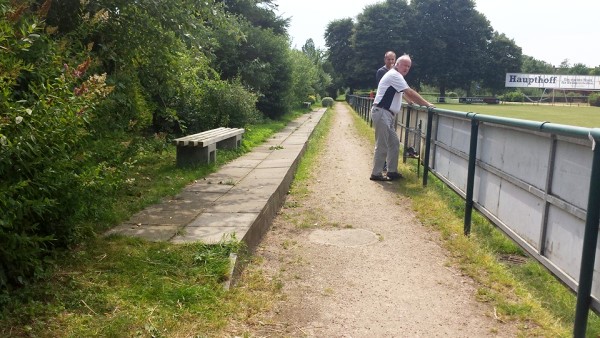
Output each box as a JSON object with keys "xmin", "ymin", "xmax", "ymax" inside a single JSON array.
[{"xmin": 404, "ymin": 88, "xmax": 434, "ymax": 108}]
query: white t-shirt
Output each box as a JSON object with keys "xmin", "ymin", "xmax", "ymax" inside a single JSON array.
[{"xmin": 373, "ymin": 68, "xmax": 409, "ymax": 114}]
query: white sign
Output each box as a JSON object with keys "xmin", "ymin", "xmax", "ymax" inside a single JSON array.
[{"xmin": 505, "ymin": 73, "xmax": 600, "ymax": 90}]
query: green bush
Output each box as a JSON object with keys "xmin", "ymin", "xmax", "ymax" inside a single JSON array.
[
  {"xmin": 500, "ymin": 91, "xmax": 525, "ymax": 102},
  {"xmin": 177, "ymin": 78, "xmax": 260, "ymax": 134},
  {"xmin": 0, "ymin": 5, "xmax": 115, "ymax": 292},
  {"xmin": 589, "ymin": 93, "xmax": 600, "ymax": 107},
  {"xmin": 321, "ymin": 97, "xmax": 334, "ymax": 107},
  {"xmin": 92, "ymin": 72, "xmax": 155, "ymax": 134}
]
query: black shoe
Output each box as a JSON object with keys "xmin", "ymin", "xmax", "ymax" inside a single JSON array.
[
  {"xmin": 406, "ymin": 147, "xmax": 419, "ymax": 158},
  {"xmin": 386, "ymin": 172, "xmax": 403, "ymax": 180},
  {"xmin": 370, "ymin": 174, "xmax": 392, "ymax": 181}
]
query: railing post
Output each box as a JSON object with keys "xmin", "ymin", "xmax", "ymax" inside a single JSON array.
[
  {"xmin": 369, "ymin": 97, "xmax": 373, "ymax": 127},
  {"xmin": 363, "ymin": 96, "xmax": 366, "ymax": 120},
  {"xmin": 403, "ymin": 106, "xmax": 412, "ymax": 164},
  {"xmin": 464, "ymin": 117, "xmax": 479, "ymax": 236},
  {"xmin": 423, "ymin": 108, "xmax": 434, "ymax": 186},
  {"xmin": 416, "ymin": 120, "xmax": 422, "ymax": 179},
  {"xmin": 366, "ymin": 98, "xmax": 375, "ymax": 120},
  {"xmin": 573, "ymin": 129, "xmax": 600, "ymax": 337}
]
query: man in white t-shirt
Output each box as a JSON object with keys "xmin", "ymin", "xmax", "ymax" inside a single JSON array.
[{"xmin": 370, "ymin": 54, "xmax": 434, "ymax": 181}]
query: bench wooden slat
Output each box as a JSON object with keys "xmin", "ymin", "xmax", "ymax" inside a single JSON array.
[
  {"xmin": 172, "ymin": 127, "xmax": 244, "ymax": 147},
  {"xmin": 172, "ymin": 127, "xmax": 228, "ymax": 145},
  {"xmin": 172, "ymin": 127, "xmax": 245, "ymax": 167},
  {"xmin": 187, "ymin": 129, "xmax": 244, "ymax": 147}
]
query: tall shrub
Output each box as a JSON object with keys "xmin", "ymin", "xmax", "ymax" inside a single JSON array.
[{"xmin": 0, "ymin": 3, "xmax": 112, "ymax": 291}]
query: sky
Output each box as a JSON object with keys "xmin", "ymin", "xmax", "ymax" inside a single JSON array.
[{"xmin": 275, "ymin": 0, "xmax": 600, "ymax": 67}]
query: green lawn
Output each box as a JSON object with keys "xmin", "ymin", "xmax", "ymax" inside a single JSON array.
[{"xmin": 437, "ymin": 103, "xmax": 600, "ymax": 128}]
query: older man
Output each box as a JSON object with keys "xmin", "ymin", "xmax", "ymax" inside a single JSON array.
[{"xmin": 370, "ymin": 54, "xmax": 434, "ymax": 181}]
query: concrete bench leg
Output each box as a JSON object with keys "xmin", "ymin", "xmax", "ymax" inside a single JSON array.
[
  {"xmin": 176, "ymin": 143, "xmax": 217, "ymax": 167},
  {"xmin": 217, "ymin": 135, "xmax": 242, "ymax": 149}
]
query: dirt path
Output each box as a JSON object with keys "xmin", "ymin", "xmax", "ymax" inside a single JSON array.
[{"xmin": 234, "ymin": 103, "xmax": 517, "ymax": 337}]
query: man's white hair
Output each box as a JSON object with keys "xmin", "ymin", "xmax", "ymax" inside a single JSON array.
[{"xmin": 395, "ymin": 54, "xmax": 411, "ymax": 66}]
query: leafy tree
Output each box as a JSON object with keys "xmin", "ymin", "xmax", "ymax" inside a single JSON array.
[
  {"xmin": 220, "ymin": 0, "xmax": 289, "ymax": 35},
  {"xmin": 325, "ymin": 18, "xmax": 356, "ymax": 93},
  {"xmin": 521, "ymin": 56, "xmax": 554, "ymax": 74},
  {"xmin": 353, "ymin": 0, "xmax": 413, "ymax": 89},
  {"xmin": 569, "ymin": 63, "xmax": 590, "ymax": 75},
  {"xmin": 321, "ymin": 58, "xmax": 338, "ymax": 98},
  {"xmin": 289, "ymin": 49, "xmax": 319, "ymax": 105},
  {"xmin": 302, "ymin": 39, "xmax": 322, "ymax": 64},
  {"xmin": 301, "ymin": 39, "xmax": 331, "ymax": 98},
  {"xmin": 214, "ymin": 20, "xmax": 293, "ymax": 118},
  {"xmin": 214, "ymin": 0, "xmax": 294, "ymax": 118},
  {"xmin": 482, "ymin": 32, "xmax": 522, "ymax": 95},
  {"xmin": 409, "ymin": 0, "xmax": 493, "ymax": 96},
  {"xmin": 250, "ymin": 29, "xmax": 293, "ymax": 118},
  {"xmin": 556, "ymin": 59, "xmax": 571, "ymax": 74}
]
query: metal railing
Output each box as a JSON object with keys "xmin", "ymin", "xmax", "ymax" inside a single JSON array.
[{"xmin": 347, "ymin": 94, "xmax": 600, "ymax": 336}]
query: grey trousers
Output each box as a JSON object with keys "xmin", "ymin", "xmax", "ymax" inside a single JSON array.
[{"xmin": 371, "ymin": 106, "xmax": 400, "ymax": 176}]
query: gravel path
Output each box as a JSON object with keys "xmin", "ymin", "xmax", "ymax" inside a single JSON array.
[{"xmin": 234, "ymin": 102, "xmax": 518, "ymax": 337}]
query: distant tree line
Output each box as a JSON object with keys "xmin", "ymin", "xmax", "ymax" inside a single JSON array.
[{"xmin": 324, "ymin": 0, "xmax": 600, "ymax": 97}]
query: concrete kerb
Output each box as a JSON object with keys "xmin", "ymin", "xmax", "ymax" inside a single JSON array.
[{"xmin": 227, "ymin": 109, "xmax": 326, "ymax": 286}]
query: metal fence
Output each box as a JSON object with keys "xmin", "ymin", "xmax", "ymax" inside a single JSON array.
[{"xmin": 347, "ymin": 95, "xmax": 600, "ymax": 336}]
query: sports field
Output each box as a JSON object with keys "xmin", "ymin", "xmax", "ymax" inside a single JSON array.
[{"xmin": 438, "ymin": 103, "xmax": 600, "ymax": 128}]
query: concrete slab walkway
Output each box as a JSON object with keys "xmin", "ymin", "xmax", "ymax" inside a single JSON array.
[{"xmin": 106, "ymin": 108, "xmax": 326, "ymax": 252}]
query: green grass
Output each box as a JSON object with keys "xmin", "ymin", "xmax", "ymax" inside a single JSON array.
[
  {"xmin": 290, "ymin": 106, "xmax": 332, "ymax": 189},
  {"xmin": 0, "ymin": 108, "xmax": 311, "ymax": 337},
  {"xmin": 0, "ymin": 236, "xmax": 242, "ymax": 337},
  {"xmin": 437, "ymin": 102, "xmax": 600, "ymax": 128},
  {"xmin": 282, "ymin": 106, "xmax": 334, "ymax": 230}
]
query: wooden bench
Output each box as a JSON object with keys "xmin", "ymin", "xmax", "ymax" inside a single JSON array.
[{"xmin": 172, "ymin": 127, "xmax": 245, "ymax": 167}]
